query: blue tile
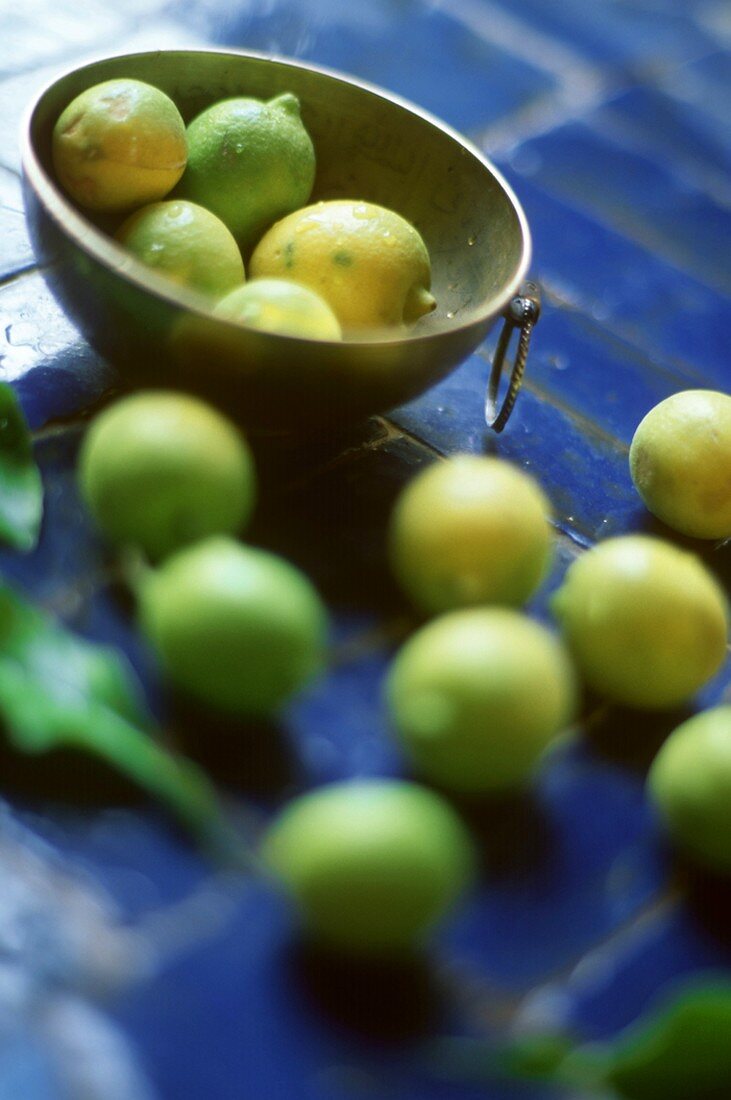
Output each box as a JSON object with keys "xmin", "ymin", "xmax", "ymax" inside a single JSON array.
[
  {"xmin": 588, "ymin": 84, "xmax": 731, "ymax": 200},
  {"xmin": 0, "ymin": 167, "xmax": 35, "ymax": 282},
  {"xmin": 495, "ymin": 300, "xmax": 707, "ymax": 446},
  {"xmin": 487, "ymin": 0, "xmax": 714, "ymax": 70},
  {"xmin": 542, "ymin": 904, "xmax": 731, "ymax": 1041},
  {"xmin": 181, "ymin": 0, "xmax": 557, "ymax": 134},
  {"xmin": 497, "ymin": 173, "xmax": 731, "ymax": 391},
  {"xmin": 441, "ymin": 742, "xmax": 666, "ymax": 991},
  {"xmin": 0, "ymin": 273, "xmax": 116, "ymax": 428},
  {"xmin": 500, "ymin": 121, "xmax": 731, "ymax": 298}
]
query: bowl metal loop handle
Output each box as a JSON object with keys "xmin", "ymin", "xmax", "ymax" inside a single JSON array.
[{"xmin": 485, "ymin": 281, "xmax": 541, "ymax": 433}]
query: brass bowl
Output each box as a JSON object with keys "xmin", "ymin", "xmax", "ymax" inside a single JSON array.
[{"xmin": 21, "ymin": 48, "xmax": 532, "ymax": 431}]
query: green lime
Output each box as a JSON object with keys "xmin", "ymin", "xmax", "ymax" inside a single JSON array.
[
  {"xmin": 179, "ymin": 93, "xmax": 315, "ymax": 251},
  {"xmin": 214, "ymin": 278, "xmax": 341, "ymax": 340},
  {"xmin": 115, "ymin": 200, "xmax": 244, "ymax": 298},
  {"xmin": 552, "ymin": 535, "xmax": 728, "ymax": 709},
  {"xmin": 249, "ymin": 199, "xmax": 436, "ymax": 331},
  {"xmin": 79, "ymin": 392, "xmax": 255, "ymax": 561},
  {"xmin": 52, "ymin": 78, "xmax": 187, "ymax": 212},
  {"xmin": 630, "ymin": 390, "xmax": 731, "ymax": 540},
  {"xmin": 262, "ymin": 779, "xmax": 475, "ymax": 953},
  {"xmin": 389, "ymin": 455, "xmax": 554, "ymax": 614},
  {"xmin": 139, "ymin": 537, "xmax": 328, "ymax": 716},
  {"xmin": 648, "ymin": 707, "xmax": 731, "ymax": 872},
  {"xmin": 386, "ymin": 609, "xmax": 576, "ymax": 792}
]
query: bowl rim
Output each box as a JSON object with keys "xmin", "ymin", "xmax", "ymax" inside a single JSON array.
[{"xmin": 20, "ymin": 45, "xmax": 532, "ymax": 350}]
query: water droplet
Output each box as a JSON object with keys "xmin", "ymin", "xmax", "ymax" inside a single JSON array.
[
  {"xmin": 446, "ymin": 310, "xmax": 455, "ymax": 319},
  {"xmin": 467, "ymin": 235, "xmax": 476, "ymax": 246}
]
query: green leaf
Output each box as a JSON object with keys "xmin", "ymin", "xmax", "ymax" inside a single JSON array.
[
  {"xmin": 593, "ymin": 978, "xmax": 731, "ymax": 1100},
  {"xmin": 0, "ymin": 384, "xmax": 42, "ymax": 552},
  {"xmin": 0, "ymin": 581, "xmax": 236, "ymax": 858}
]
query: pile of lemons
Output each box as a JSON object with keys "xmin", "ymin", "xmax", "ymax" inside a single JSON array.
[
  {"xmin": 52, "ymin": 77, "xmax": 436, "ymax": 340},
  {"xmin": 54, "ymin": 76, "xmax": 731, "ymax": 956}
]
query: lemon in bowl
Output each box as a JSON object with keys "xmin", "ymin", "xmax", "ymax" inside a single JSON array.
[
  {"xmin": 116, "ymin": 200, "xmax": 245, "ymax": 299},
  {"xmin": 52, "ymin": 78, "xmax": 187, "ymax": 212},
  {"xmin": 249, "ymin": 199, "xmax": 436, "ymax": 333}
]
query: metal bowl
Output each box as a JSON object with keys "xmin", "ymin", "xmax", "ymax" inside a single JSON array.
[{"xmin": 21, "ymin": 48, "xmax": 532, "ymax": 431}]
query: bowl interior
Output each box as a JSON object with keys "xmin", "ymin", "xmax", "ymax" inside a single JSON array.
[{"xmin": 28, "ymin": 49, "xmax": 529, "ymax": 336}]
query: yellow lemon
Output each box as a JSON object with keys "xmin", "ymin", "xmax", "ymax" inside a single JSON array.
[
  {"xmin": 52, "ymin": 79, "xmax": 187, "ymax": 212},
  {"xmin": 552, "ymin": 535, "xmax": 728, "ymax": 709},
  {"xmin": 116, "ymin": 200, "xmax": 245, "ymax": 299},
  {"xmin": 249, "ymin": 199, "xmax": 436, "ymax": 332},
  {"xmin": 630, "ymin": 389, "xmax": 731, "ymax": 540},
  {"xmin": 179, "ymin": 93, "xmax": 315, "ymax": 252},
  {"xmin": 214, "ymin": 278, "xmax": 341, "ymax": 340},
  {"xmin": 389, "ymin": 455, "xmax": 554, "ymax": 613}
]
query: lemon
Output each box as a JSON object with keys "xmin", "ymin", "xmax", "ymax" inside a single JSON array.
[
  {"xmin": 139, "ymin": 537, "xmax": 328, "ymax": 717},
  {"xmin": 386, "ymin": 609, "xmax": 576, "ymax": 793},
  {"xmin": 648, "ymin": 706, "xmax": 731, "ymax": 872},
  {"xmin": 552, "ymin": 535, "xmax": 728, "ymax": 709},
  {"xmin": 115, "ymin": 200, "xmax": 245, "ymax": 299},
  {"xmin": 249, "ymin": 199, "xmax": 436, "ymax": 331},
  {"xmin": 52, "ymin": 79, "xmax": 187, "ymax": 212},
  {"xmin": 630, "ymin": 390, "xmax": 731, "ymax": 540},
  {"xmin": 179, "ymin": 93, "xmax": 315, "ymax": 251},
  {"xmin": 79, "ymin": 392, "xmax": 255, "ymax": 561},
  {"xmin": 389, "ymin": 455, "xmax": 554, "ymax": 613},
  {"xmin": 262, "ymin": 779, "xmax": 475, "ymax": 953},
  {"xmin": 214, "ymin": 278, "xmax": 341, "ymax": 340}
]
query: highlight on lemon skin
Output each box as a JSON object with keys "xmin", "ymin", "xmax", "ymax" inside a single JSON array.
[
  {"xmin": 249, "ymin": 199, "xmax": 436, "ymax": 332},
  {"xmin": 52, "ymin": 78, "xmax": 187, "ymax": 213},
  {"xmin": 214, "ymin": 278, "xmax": 342, "ymax": 340},
  {"xmin": 116, "ymin": 200, "xmax": 245, "ymax": 299},
  {"xmin": 179, "ymin": 92, "xmax": 316, "ymax": 251}
]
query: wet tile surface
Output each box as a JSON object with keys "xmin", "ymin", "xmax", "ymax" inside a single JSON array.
[{"xmin": 0, "ymin": 2, "xmax": 730, "ymax": 1099}]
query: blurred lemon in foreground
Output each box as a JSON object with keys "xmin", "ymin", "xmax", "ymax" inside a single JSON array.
[
  {"xmin": 387, "ymin": 608, "xmax": 576, "ymax": 793},
  {"xmin": 116, "ymin": 200, "xmax": 245, "ymax": 298},
  {"xmin": 79, "ymin": 392, "xmax": 255, "ymax": 561},
  {"xmin": 53, "ymin": 78, "xmax": 187, "ymax": 212},
  {"xmin": 648, "ymin": 706, "xmax": 731, "ymax": 872},
  {"xmin": 139, "ymin": 537, "xmax": 328, "ymax": 716},
  {"xmin": 179, "ymin": 93, "xmax": 315, "ymax": 251},
  {"xmin": 630, "ymin": 390, "xmax": 731, "ymax": 540},
  {"xmin": 249, "ymin": 199, "xmax": 436, "ymax": 331},
  {"xmin": 389, "ymin": 455, "xmax": 554, "ymax": 613},
  {"xmin": 262, "ymin": 779, "xmax": 475, "ymax": 953},
  {"xmin": 552, "ymin": 535, "xmax": 728, "ymax": 709},
  {"xmin": 214, "ymin": 278, "xmax": 341, "ymax": 340}
]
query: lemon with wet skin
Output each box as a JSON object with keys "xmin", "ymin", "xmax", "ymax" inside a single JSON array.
[
  {"xmin": 389, "ymin": 455, "xmax": 554, "ymax": 613},
  {"xmin": 214, "ymin": 278, "xmax": 341, "ymax": 340},
  {"xmin": 79, "ymin": 392, "xmax": 255, "ymax": 562},
  {"xmin": 116, "ymin": 200, "xmax": 244, "ymax": 298},
  {"xmin": 249, "ymin": 199, "xmax": 436, "ymax": 331},
  {"xmin": 387, "ymin": 609, "xmax": 576, "ymax": 793},
  {"xmin": 552, "ymin": 535, "xmax": 728, "ymax": 709},
  {"xmin": 139, "ymin": 537, "xmax": 328, "ymax": 717},
  {"xmin": 630, "ymin": 390, "xmax": 731, "ymax": 540},
  {"xmin": 53, "ymin": 78, "xmax": 187, "ymax": 212},
  {"xmin": 179, "ymin": 93, "xmax": 315, "ymax": 251},
  {"xmin": 262, "ymin": 779, "xmax": 475, "ymax": 953}
]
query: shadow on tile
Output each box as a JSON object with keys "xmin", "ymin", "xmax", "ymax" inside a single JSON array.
[{"xmin": 287, "ymin": 938, "xmax": 442, "ymax": 1043}]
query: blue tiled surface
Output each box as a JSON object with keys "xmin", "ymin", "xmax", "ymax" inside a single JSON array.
[{"xmin": 1, "ymin": 2, "xmax": 730, "ymax": 1099}]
